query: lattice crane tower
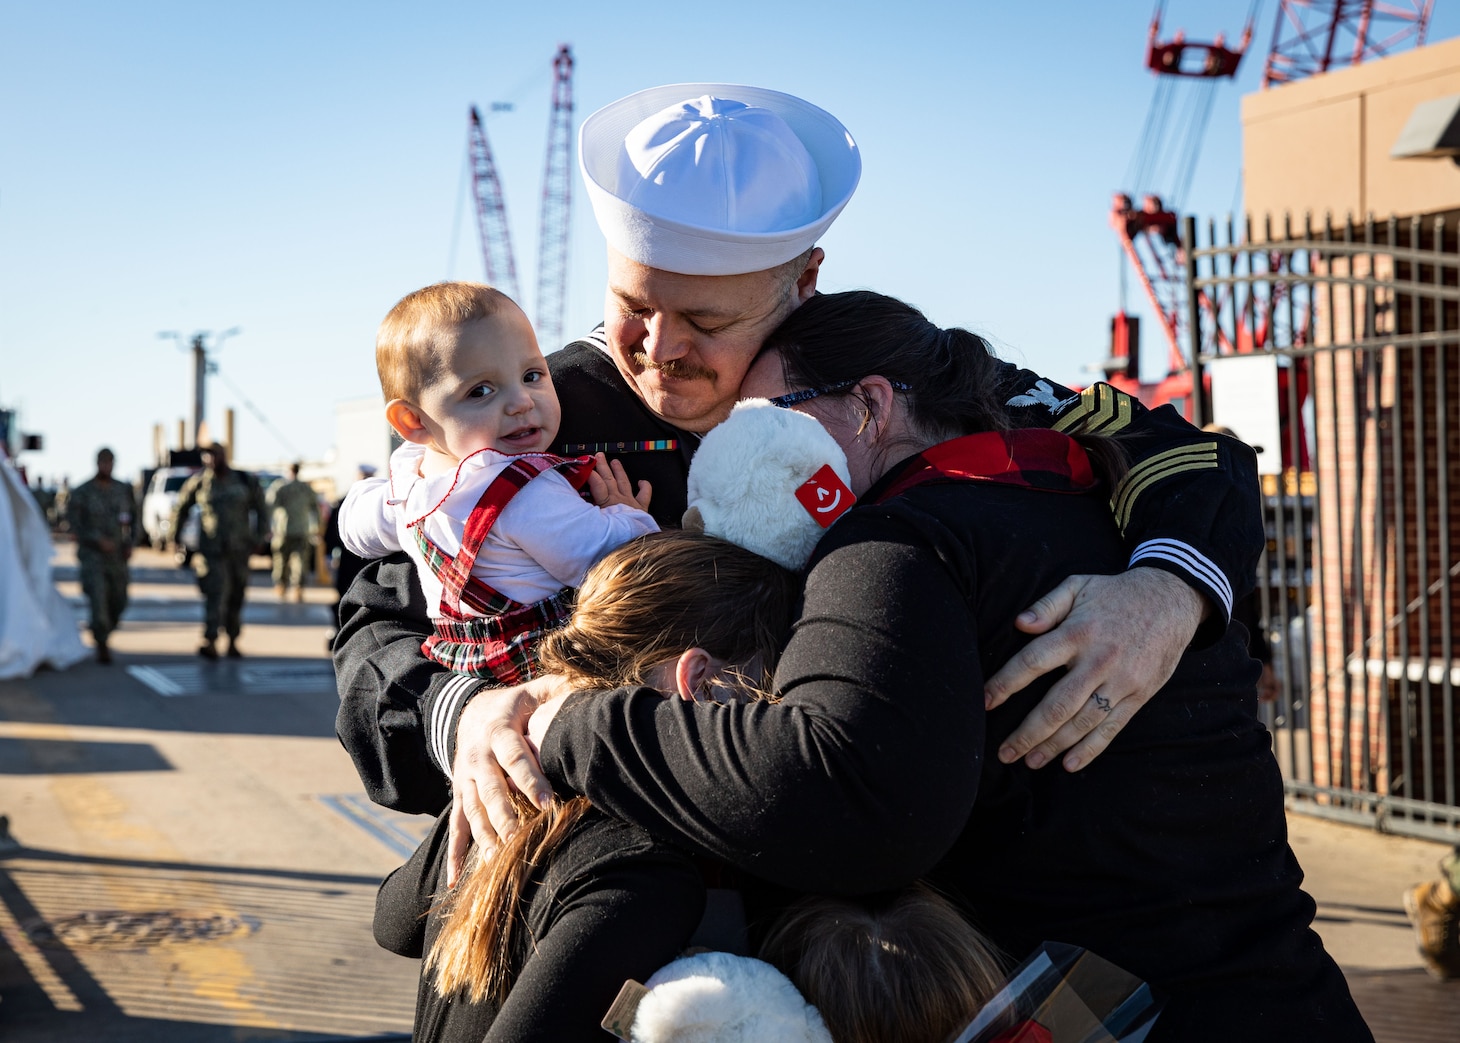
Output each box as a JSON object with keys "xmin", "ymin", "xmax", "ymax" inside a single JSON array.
[
  {"xmin": 535, "ymin": 45, "xmax": 575, "ymax": 352},
  {"xmin": 1263, "ymin": 1, "xmax": 1433, "ymax": 88},
  {"xmin": 468, "ymin": 105, "xmax": 521, "ymax": 302}
]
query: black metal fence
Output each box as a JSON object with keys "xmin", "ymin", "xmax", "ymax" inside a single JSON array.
[{"xmin": 1185, "ymin": 212, "xmax": 1459, "ymax": 843}]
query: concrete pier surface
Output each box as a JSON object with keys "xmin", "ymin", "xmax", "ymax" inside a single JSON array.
[
  {"xmin": 1, "ymin": 542, "xmax": 1457, "ymax": 1041},
  {"xmin": 1, "ymin": 544, "xmax": 421, "ymax": 1042}
]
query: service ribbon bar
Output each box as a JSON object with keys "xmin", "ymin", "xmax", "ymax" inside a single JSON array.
[{"xmin": 560, "ymin": 439, "xmax": 679, "ymax": 454}]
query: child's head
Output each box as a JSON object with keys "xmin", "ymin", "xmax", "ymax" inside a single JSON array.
[
  {"xmin": 427, "ymin": 529, "xmax": 801, "ymax": 1004},
  {"xmin": 538, "ymin": 528, "xmax": 799, "ymax": 702},
  {"xmin": 376, "ymin": 281, "xmax": 560, "ymax": 464},
  {"xmin": 760, "ymin": 883, "xmax": 1007, "ymax": 1043}
]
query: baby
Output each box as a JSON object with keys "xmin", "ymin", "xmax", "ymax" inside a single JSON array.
[{"xmin": 337, "ymin": 281, "xmax": 657, "ymax": 684}]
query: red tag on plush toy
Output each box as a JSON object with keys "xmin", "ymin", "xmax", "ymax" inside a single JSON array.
[
  {"xmin": 794, "ymin": 465, "xmax": 854, "ymax": 528},
  {"xmin": 989, "ymin": 1020, "xmax": 1054, "ymax": 1043}
]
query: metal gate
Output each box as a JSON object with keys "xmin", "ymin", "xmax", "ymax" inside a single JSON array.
[{"xmin": 1185, "ymin": 212, "xmax": 1459, "ymax": 843}]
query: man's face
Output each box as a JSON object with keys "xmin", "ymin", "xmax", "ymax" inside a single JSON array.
[
  {"xmin": 96, "ymin": 452, "xmax": 114, "ymax": 480},
  {"xmin": 603, "ymin": 249, "xmax": 808, "ymax": 434}
]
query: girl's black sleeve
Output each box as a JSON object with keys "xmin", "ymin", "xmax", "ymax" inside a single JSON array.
[
  {"xmin": 485, "ymin": 830, "xmax": 705, "ymax": 1043},
  {"xmin": 538, "ymin": 504, "xmax": 985, "ymax": 895},
  {"xmin": 373, "ymin": 809, "xmax": 450, "ymax": 959}
]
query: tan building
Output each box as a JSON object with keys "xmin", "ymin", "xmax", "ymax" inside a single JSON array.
[{"xmin": 1243, "ymin": 33, "xmax": 1460, "ymax": 225}]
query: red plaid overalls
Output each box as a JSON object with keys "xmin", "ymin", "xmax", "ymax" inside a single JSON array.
[{"xmin": 413, "ymin": 453, "xmax": 596, "ymax": 684}]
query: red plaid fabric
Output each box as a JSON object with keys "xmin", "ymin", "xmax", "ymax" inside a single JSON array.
[
  {"xmin": 422, "ymin": 588, "xmax": 576, "ymax": 682},
  {"xmin": 875, "ymin": 429, "xmax": 1097, "ymax": 504},
  {"xmin": 414, "ymin": 453, "xmax": 595, "ymax": 683}
]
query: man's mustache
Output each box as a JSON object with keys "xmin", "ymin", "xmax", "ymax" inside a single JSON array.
[{"xmin": 629, "ymin": 352, "xmax": 716, "ymax": 382}]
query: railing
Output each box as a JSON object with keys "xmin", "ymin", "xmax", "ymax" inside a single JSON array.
[{"xmin": 1185, "ymin": 212, "xmax": 1459, "ymax": 844}]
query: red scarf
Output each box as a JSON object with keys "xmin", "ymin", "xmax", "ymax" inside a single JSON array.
[{"xmin": 874, "ymin": 428, "xmax": 1097, "ymax": 504}]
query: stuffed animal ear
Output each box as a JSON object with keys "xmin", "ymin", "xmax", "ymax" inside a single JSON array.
[
  {"xmin": 681, "ymin": 505, "xmax": 705, "ymax": 532},
  {"xmin": 685, "ymin": 399, "xmax": 853, "ymax": 570}
]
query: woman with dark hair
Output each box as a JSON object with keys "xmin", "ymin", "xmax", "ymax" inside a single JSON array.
[{"xmin": 529, "ymin": 290, "xmax": 1373, "ymax": 1041}]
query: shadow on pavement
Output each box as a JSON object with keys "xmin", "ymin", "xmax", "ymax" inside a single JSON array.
[
  {"xmin": 0, "ymin": 737, "xmax": 173, "ymax": 775},
  {"xmin": 0, "ymin": 841, "xmax": 414, "ymax": 1042},
  {"xmin": 1342, "ymin": 966, "xmax": 1460, "ymax": 1043},
  {"xmin": 0, "ymin": 653, "xmax": 343, "ymax": 740}
]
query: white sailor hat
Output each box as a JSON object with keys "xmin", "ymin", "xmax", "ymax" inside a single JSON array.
[{"xmin": 579, "ymin": 84, "xmax": 860, "ymax": 277}]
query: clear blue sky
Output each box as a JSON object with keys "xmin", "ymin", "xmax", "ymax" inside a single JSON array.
[{"xmin": 4, "ymin": 1, "xmax": 1458, "ymax": 485}]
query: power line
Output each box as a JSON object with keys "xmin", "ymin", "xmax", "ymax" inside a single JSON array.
[
  {"xmin": 211, "ymin": 363, "xmax": 300, "ymax": 457},
  {"xmin": 446, "ymin": 146, "xmax": 471, "ymax": 280}
]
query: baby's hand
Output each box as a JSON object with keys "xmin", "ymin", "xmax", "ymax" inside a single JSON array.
[{"xmin": 587, "ymin": 453, "xmax": 652, "ymax": 511}]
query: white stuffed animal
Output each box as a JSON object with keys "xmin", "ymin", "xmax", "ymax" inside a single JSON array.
[
  {"xmin": 683, "ymin": 398, "xmax": 854, "ymax": 570},
  {"xmin": 599, "ymin": 401, "xmax": 852, "ymax": 1043},
  {"xmin": 605, "ymin": 951, "xmax": 834, "ymax": 1043}
]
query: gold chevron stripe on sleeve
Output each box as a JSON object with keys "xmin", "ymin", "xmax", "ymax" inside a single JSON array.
[
  {"xmin": 1052, "ymin": 384, "xmax": 1133, "ymax": 436},
  {"xmin": 1050, "ymin": 385, "xmax": 1101, "ymax": 433},
  {"xmin": 1111, "ymin": 442, "xmax": 1220, "ymax": 532}
]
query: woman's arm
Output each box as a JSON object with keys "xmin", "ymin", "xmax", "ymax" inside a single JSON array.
[{"xmin": 539, "ymin": 506, "xmax": 984, "ymax": 894}]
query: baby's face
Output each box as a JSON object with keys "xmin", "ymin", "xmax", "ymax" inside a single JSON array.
[{"xmin": 415, "ymin": 307, "xmax": 561, "ymax": 461}]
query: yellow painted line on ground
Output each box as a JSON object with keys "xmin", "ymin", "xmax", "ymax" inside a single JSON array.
[
  {"xmin": 44, "ymin": 770, "xmax": 281, "ymax": 1026},
  {"xmin": 0, "ymin": 721, "xmax": 155, "ymax": 742}
]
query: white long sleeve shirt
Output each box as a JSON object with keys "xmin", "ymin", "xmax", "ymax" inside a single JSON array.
[{"xmin": 337, "ymin": 442, "xmax": 658, "ymax": 616}]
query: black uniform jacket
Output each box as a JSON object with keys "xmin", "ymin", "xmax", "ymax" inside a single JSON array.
[{"xmin": 536, "ymin": 460, "xmax": 1371, "ymax": 1042}]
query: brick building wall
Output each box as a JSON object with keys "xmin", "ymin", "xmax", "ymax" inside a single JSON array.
[{"xmin": 1307, "ymin": 238, "xmax": 1459, "ymax": 805}]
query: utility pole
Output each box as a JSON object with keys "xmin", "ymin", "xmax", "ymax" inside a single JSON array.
[
  {"xmin": 189, "ymin": 334, "xmax": 207, "ymax": 441},
  {"xmin": 158, "ymin": 327, "xmax": 241, "ymax": 447}
]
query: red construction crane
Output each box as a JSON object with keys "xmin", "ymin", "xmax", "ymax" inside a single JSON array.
[
  {"xmin": 1264, "ymin": 1, "xmax": 1433, "ymax": 87},
  {"xmin": 1103, "ymin": 0, "xmax": 1432, "ymax": 452},
  {"xmin": 1106, "ymin": 2, "xmax": 1256, "ymax": 404},
  {"xmin": 468, "ymin": 105, "xmax": 520, "ymax": 302},
  {"xmin": 535, "ymin": 45, "xmax": 575, "ymax": 353}
]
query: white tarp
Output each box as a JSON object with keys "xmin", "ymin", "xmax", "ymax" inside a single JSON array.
[{"xmin": 0, "ymin": 456, "xmax": 87, "ymax": 679}]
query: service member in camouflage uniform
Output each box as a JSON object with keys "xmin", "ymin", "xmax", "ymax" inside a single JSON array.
[
  {"xmin": 67, "ymin": 448, "xmax": 135, "ymax": 664},
  {"xmin": 170, "ymin": 443, "xmax": 267, "ymax": 659},
  {"xmin": 266, "ymin": 462, "xmax": 319, "ymax": 602}
]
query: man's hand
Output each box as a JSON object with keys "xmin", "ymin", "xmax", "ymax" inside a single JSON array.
[
  {"xmin": 445, "ymin": 674, "xmax": 571, "ymax": 887},
  {"xmin": 586, "ymin": 453, "xmax": 652, "ymax": 511},
  {"xmin": 982, "ymin": 568, "xmax": 1208, "ymax": 772}
]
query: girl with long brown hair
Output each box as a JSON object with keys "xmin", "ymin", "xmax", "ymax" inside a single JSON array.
[{"xmin": 372, "ymin": 528, "xmax": 800, "ymax": 1042}]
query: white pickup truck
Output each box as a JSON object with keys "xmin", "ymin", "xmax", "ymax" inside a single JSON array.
[{"xmin": 140, "ymin": 467, "xmax": 199, "ymax": 549}]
